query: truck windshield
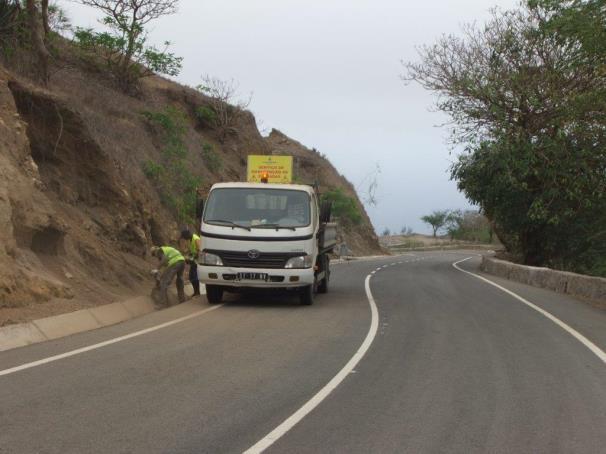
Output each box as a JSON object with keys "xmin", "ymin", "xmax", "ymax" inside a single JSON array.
[{"xmin": 204, "ymin": 188, "xmax": 311, "ymax": 228}]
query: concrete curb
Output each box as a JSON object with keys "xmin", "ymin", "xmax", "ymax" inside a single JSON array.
[
  {"xmin": 388, "ymin": 244, "xmax": 498, "ymax": 253},
  {"xmin": 481, "ymin": 256, "xmax": 606, "ymax": 306},
  {"xmin": 0, "ymin": 296, "xmax": 155, "ymax": 352},
  {"xmin": 0, "ymin": 284, "xmax": 204, "ymax": 352}
]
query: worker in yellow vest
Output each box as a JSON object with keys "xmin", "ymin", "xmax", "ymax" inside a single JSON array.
[
  {"xmin": 150, "ymin": 246, "xmax": 186, "ymax": 307},
  {"xmin": 180, "ymin": 229, "xmax": 202, "ymax": 297}
]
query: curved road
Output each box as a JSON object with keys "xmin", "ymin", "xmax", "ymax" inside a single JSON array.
[{"xmin": 1, "ymin": 252, "xmax": 605, "ymax": 453}]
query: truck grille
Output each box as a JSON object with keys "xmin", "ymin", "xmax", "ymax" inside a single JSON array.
[{"xmin": 207, "ymin": 250, "xmax": 304, "ymax": 269}]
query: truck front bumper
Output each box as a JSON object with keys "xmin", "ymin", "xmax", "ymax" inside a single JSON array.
[{"xmin": 199, "ymin": 266, "xmax": 315, "ymax": 288}]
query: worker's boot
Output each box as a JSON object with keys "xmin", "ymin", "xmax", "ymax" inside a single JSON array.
[
  {"xmin": 177, "ymin": 284, "xmax": 186, "ymax": 303},
  {"xmin": 192, "ymin": 280, "xmax": 201, "ymax": 297}
]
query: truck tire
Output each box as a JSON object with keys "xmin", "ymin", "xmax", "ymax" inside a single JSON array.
[
  {"xmin": 206, "ymin": 285, "xmax": 223, "ymax": 304},
  {"xmin": 299, "ymin": 284, "xmax": 314, "ymax": 305},
  {"xmin": 317, "ymin": 255, "xmax": 330, "ymax": 294}
]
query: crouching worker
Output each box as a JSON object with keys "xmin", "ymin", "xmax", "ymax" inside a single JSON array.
[
  {"xmin": 150, "ymin": 246, "xmax": 186, "ymax": 307},
  {"xmin": 180, "ymin": 229, "xmax": 201, "ymax": 297}
]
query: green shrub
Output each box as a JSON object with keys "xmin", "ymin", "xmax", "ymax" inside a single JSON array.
[
  {"xmin": 321, "ymin": 188, "xmax": 362, "ymax": 226},
  {"xmin": 195, "ymin": 105, "xmax": 217, "ymax": 126},
  {"xmin": 142, "ymin": 160, "xmax": 163, "ymax": 179},
  {"xmin": 73, "ymin": 17, "xmax": 181, "ymax": 91},
  {"xmin": 142, "ymin": 106, "xmax": 201, "ymax": 224},
  {"xmin": 201, "ymin": 143, "xmax": 222, "ymax": 172}
]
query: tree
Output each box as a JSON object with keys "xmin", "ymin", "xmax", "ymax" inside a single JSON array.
[
  {"xmin": 445, "ymin": 210, "xmax": 463, "ymax": 241},
  {"xmin": 528, "ymin": 0, "xmax": 606, "ymax": 64},
  {"xmin": 421, "ymin": 210, "xmax": 449, "ymax": 237},
  {"xmin": 0, "ymin": 0, "xmax": 21, "ymax": 46},
  {"xmin": 404, "ymin": 4, "xmax": 606, "ymax": 273},
  {"xmin": 74, "ymin": 0, "xmax": 182, "ymax": 91},
  {"xmin": 357, "ymin": 162, "xmax": 381, "ymax": 207},
  {"xmin": 1, "ymin": 1, "xmax": 70, "ymax": 73},
  {"xmin": 446, "ymin": 210, "xmax": 493, "ymax": 243},
  {"xmin": 400, "ymin": 226, "xmax": 413, "ymax": 236},
  {"xmin": 196, "ymin": 75, "xmax": 252, "ymax": 143},
  {"xmin": 47, "ymin": 2, "xmax": 71, "ymax": 33},
  {"xmin": 25, "ymin": 0, "xmax": 50, "ymax": 83},
  {"xmin": 382, "ymin": 227, "xmax": 391, "ymax": 237}
]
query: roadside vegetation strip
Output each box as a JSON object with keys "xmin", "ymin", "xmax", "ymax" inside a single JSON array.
[
  {"xmin": 0, "ymin": 305, "xmax": 224, "ymax": 378},
  {"xmin": 244, "ymin": 273, "xmax": 380, "ymax": 454},
  {"xmin": 453, "ymin": 257, "xmax": 606, "ymax": 365}
]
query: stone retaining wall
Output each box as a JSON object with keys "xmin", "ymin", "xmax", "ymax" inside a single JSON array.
[{"xmin": 481, "ymin": 257, "xmax": 606, "ymax": 304}]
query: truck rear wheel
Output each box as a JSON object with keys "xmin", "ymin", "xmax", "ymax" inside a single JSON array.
[
  {"xmin": 206, "ymin": 285, "xmax": 224, "ymax": 304},
  {"xmin": 299, "ymin": 284, "xmax": 314, "ymax": 305}
]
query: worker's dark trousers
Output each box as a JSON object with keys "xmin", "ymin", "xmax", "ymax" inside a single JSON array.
[
  {"xmin": 159, "ymin": 261, "xmax": 186, "ymax": 306},
  {"xmin": 189, "ymin": 261, "xmax": 200, "ymax": 295}
]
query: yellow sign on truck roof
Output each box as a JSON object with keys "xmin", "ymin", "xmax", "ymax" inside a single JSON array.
[{"xmin": 247, "ymin": 155, "xmax": 293, "ymax": 184}]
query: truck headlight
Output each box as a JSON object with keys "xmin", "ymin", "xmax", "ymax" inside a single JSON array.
[
  {"xmin": 285, "ymin": 255, "xmax": 313, "ymax": 269},
  {"xmin": 201, "ymin": 252, "xmax": 223, "ymax": 266}
]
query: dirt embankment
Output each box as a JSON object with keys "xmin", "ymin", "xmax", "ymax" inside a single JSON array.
[{"xmin": 0, "ymin": 49, "xmax": 381, "ymax": 325}]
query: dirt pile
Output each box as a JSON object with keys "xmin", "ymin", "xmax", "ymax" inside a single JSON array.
[{"xmin": 0, "ymin": 47, "xmax": 381, "ymax": 323}]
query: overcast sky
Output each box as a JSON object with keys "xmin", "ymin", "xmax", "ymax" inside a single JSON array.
[{"xmin": 63, "ymin": 0, "xmax": 520, "ymax": 234}]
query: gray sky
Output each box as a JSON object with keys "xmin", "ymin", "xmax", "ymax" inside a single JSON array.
[{"xmin": 63, "ymin": 0, "xmax": 519, "ymax": 234}]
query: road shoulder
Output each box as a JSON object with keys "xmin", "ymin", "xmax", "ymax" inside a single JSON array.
[{"xmin": 458, "ymin": 256, "xmax": 606, "ymax": 353}]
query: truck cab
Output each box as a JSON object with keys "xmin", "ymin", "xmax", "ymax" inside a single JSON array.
[{"xmin": 199, "ymin": 182, "xmax": 335, "ymax": 305}]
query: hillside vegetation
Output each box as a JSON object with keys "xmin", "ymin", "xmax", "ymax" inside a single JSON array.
[{"xmin": 0, "ymin": 9, "xmax": 380, "ymax": 323}]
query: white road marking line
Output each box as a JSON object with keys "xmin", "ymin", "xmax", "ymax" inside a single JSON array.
[
  {"xmin": 0, "ymin": 305, "xmax": 224, "ymax": 377},
  {"xmin": 453, "ymin": 257, "xmax": 606, "ymax": 365},
  {"xmin": 244, "ymin": 273, "xmax": 380, "ymax": 453}
]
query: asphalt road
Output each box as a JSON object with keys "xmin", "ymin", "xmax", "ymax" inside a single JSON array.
[{"xmin": 1, "ymin": 252, "xmax": 605, "ymax": 454}]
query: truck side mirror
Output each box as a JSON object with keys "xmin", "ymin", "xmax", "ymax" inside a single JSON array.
[{"xmin": 196, "ymin": 199, "xmax": 204, "ymax": 219}]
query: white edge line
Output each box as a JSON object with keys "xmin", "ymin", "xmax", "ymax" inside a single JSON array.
[
  {"xmin": 0, "ymin": 304, "xmax": 224, "ymax": 377},
  {"xmin": 453, "ymin": 257, "xmax": 606, "ymax": 364},
  {"xmin": 243, "ymin": 273, "xmax": 380, "ymax": 454}
]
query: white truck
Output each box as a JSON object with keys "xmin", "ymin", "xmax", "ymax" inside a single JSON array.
[{"xmin": 198, "ymin": 182, "xmax": 336, "ymax": 305}]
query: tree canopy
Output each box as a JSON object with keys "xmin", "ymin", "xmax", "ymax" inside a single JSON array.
[
  {"xmin": 405, "ymin": 2, "xmax": 606, "ymax": 275},
  {"xmin": 421, "ymin": 210, "xmax": 449, "ymax": 237}
]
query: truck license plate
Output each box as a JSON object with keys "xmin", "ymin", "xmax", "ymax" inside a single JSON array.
[{"xmin": 237, "ymin": 272, "xmax": 268, "ymax": 281}]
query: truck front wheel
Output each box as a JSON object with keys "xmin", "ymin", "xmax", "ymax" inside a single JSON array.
[
  {"xmin": 206, "ymin": 285, "xmax": 224, "ymax": 304},
  {"xmin": 299, "ymin": 284, "xmax": 314, "ymax": 305}
]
